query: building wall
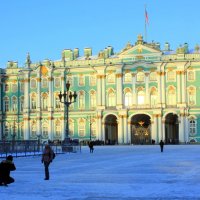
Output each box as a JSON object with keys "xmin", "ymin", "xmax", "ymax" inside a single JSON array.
[{"xmin": 1, "ymin": 36, "xmax": 200, "ymax": 144}]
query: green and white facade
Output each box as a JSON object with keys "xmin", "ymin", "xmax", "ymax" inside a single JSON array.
[{"xmin": 1, "ymin": 35, "xmax": 200, "ymax": 144}]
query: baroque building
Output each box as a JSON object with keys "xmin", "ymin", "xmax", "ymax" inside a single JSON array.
[{"xmin": 1, "ymin": 35, "xmax": 200, "ymax": 144}]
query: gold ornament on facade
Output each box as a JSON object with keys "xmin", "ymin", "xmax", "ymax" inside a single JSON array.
[
  {"xmin": 116, "ymin": 73, "xmax": 123, "ymax": 78},
  {"xmin": 36, "ymin": 78, "xmax": 41, "ymax": 82},
  {"xmin": 41, "ymin": 66, "xmax": 48, "ymax": 76},
  {"xmin": 137, "ymin": 46, "xmax": 143, "ymax": 53}
]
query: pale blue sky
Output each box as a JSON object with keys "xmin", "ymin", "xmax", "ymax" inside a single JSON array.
[{"xmin": 0, "ymin": 0, "xmax": 200, "ymax": 67}]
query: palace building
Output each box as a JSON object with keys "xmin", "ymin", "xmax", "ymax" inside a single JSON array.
[{"xmin": 1, "ymin": 35, "xmax": 200, "ymax": 144}]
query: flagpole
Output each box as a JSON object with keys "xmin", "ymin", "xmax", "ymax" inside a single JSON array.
[{"xmin": 144, "ymin": 5, "xmax": 147, "ymax": 42}]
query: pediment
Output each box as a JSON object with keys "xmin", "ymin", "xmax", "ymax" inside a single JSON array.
[{"xmin": 119, "ymin": 44, "xmax": 161, "ymax": 57}]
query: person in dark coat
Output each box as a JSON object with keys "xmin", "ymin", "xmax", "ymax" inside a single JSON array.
[
  {"xmin": 88, "ymin": 141, "xmax": 94, "ymax": 153},
  {"xmin": 0, "ymin": 155, "xmax": 16, "ymax": 186},
  {"xmin": 41, "ymin": 144, "xmax": 54, "ymax": 180},
  {"xmin": 159, "ymin": 140, "xmax": 164, "ymax": 152}
]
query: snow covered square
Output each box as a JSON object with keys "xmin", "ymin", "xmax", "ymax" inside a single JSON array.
[{"xmin": 1, "ymin": 145, "xmax": 200, "ymax": 200}]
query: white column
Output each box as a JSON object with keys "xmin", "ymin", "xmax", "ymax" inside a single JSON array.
[
  {"xmin": 127, "ymin": 121, "xmax": 131, "ymax": 144},
  {"xmin": 145, "ymin": 73, "xmax": 150, "ymax": 106},
  {"xmin": 116, "ymin": 73, "xmax": 123, "ymax": 109},
  {"xmin": 151, "ymin": 115, "xmax": 157, "ymax": 142},
  {"xmin": 36, "ymin": 75, "xmax": 42, "ymax": 139},
  {"xmin": 157, "ymin": 72, "xmax": 162, "ymax": 106},
  {"xmin": 162, "ymin": 119, "xmax": 165, "ymax": 142},
  {"xmin": 181, "ymin": 71, "xmax": 186, "ymax": 104},
  {"xmin": 48, "ymin": 71, "xmax": 54, "ymax": 111},
  {"xmin": 37, "ymin": 75, "xmax": 41, "ymax": 110},
  {"xmin": 177, "ymin": 71, "xmax": 181, "ymax": 104},
  {"xmin": 132, "ymin": 73, "xmax": 136, "ymax": 107},
  {"xmin": 161, "ymin": 72, "xmax": 166, "ymax": 106},
  {"xmin": 157, "ymin": 115, "xmax": 162, "ymax": 142},
  {"xmin": 23, "ymin": 72, "xmax": 30, "ymax": 139},
  {"xmin": 48, "ymin": 117, "xmax": 53, "ymax": 140},
  {"xmin": 123, "ymin": 115, "xmax": 128, "ymax": 143},
  {"xmin": 97, "ymin": 112, "xmax": 102, "ymax": 140},
  {"xmin": 97, "ymin": 75, "xmax": 102, "ymax": 106},
  {"xmin": 179, "ymin": 115, "xmax": 185, "ymax": 143},
  {"xmin": 184, "ymin": 116, "xmax": 189, "ymax": 143},
  {"xmin": 118, "ymin": 115, "xmax": 123, "ymax": 143},
  {"xmin": 101, "ymin": 75, "xmax": 106, "ymax": 107}
]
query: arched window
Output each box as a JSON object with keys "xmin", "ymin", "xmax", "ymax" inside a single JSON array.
[
  {"xmin": 55, "ymin": 120, "xmax": 61, "ymax": 137},
  {"xmin": 137, "ymin": 90, "xmax": 145, "ymax": 105},
  {"xmin": 30, "ymin": 79, "xmax": 37, "ymax": 89},
  {"xmin": 167, "ymin": 71, "xmax": 175, "ymax": 81},
  {"xmin": 55, "ymin": 96, "xmax": 61, "ymax": 109},
  {"xmin": 20, "ymin": 82, "xmax": 24, "ymax": 92},
  {"xmin": 124, "ymin": 89, "xmax": 132, "ymax": 107},
  {"xmin": 4, "ymin": 83, "xmax": 9, "ymax": 92},
  {"xmin": 79, "ymin": 91, "xmax": 85, "ymax": 109},
  {"xmin": 4, "ymin": 97, "xmax": 9, "ymax": 112},
  {"xmin": 136, "ymin": 72, "xmax": 145, "ymax": 82},
  {"xmin": 79, "ymin": 75, "xmax": 85, "ymax": 86},
  {"xmin": 150, "ymin": 88, "xmax": 158, "ymax": 107},
  {"xmin": 108, "ymin": 89, "xmax": 115, "ymax": 107},
  {"xmin": 12, "ymin": 96, "xmax": 17, "ymax": 111},
  {"xmin": 67, "ymin": 75, "xmax": 73, "ymax": 86},
  {"xmin": 90, "ymin": 90, "xmax": 96, "ymax": 108},
  {"xmin": 54, "ymin": 77, "xmax": 61, "ymax": 88},
  {"xmin": 42, "ymin": 123, "xmax": 48, "ymax": 137},
  {"xmin": 91, "ymin": 119, "xmax": 96, "ymax": 138},
  {"xmin": 167, "ymin": 86, "xmax": 176, "ymax": 105},
  {"xmin": 90, "ymin": 75, "xmax": 96, "ymax": 86},
  {"xmin": 189, "ymin": 118, "xmax": 196, "ymax": 136},
  {"xmin": 42, "ymin": 78, "xmax": 48, "ymax": 88},
  {"xmin": 42, "ymin": 93, "xmax": 48, "ymax": 111},
  {"xmin": 78, "ymin": 119, "xmax": 85, "ymax": 137},
  {"xmin": 149, "ymin": 72, "xmax": 157, "ymax": 81},
  {"xmin": 69, "ymin": 119, "xmax": 74, "ymax": 137},
  {"xmin": 20, "ymin": 123, "xmax": 24, "ymax": 139},
  {"xmin": 107, "ymin": 73, "xmax": 115, "ymax": 83},
  {"xmin": 188, "ymin": 87, "xmax": 196, "ymax": 105},
  {"xmin": 188, "ymin": 71, "xmax": 195, "ymax": 81},
  {"xmin": 12, "ymin": 84, "xmax": 17, "ymax": 93},
  {"xmin": 31, "ymin": 94, "xmax": 37, "ymax": 110},
  {"xmin": 124, "ymin": 73, "xmax": 132, "ymax": 83},
  {"xmin": 31, "ymin": 121, "xmax": 37, "ymax": 138},
  {"xmin": 4, "ymin": 123, "xmax": 9, "ymax": 139}
]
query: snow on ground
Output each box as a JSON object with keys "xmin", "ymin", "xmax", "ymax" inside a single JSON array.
[{"xmin": 1, "ymin": 145, "xmax": 200, "ymax": 200}]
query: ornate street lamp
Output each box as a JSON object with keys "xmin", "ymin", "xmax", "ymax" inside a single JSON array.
[{"xmin": 58, "ymin": 81, "xmax": 77, "ymax": 143}]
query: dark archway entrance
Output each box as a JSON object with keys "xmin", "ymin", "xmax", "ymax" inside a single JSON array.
[
  {"xmin": 165, "ymin": 113, "xmax": 179, "ymax": 144},
  {"xmin": 105, "ymin": 115, "xmax": 118, "ymax": 145},
  {"xmin": 131, "ymin": 114, "xmax": 151, "ymax": 144}
]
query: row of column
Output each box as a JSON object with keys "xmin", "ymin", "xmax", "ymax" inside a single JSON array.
[{"xmin": 22, "ymin": 68, "xmax": 67, "ymax": 140}]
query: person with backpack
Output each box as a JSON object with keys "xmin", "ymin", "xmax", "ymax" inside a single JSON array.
[
  {"xmin": 0, "ymin": 155, "xmax": 16, "ymax": 186},
  {"xmin": 41, "ymin": 144, "xmax": 54, "ymax": 180}
]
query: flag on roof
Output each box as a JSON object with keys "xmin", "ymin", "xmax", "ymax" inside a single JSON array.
[{"xmin": 145, "ymin": 8, "xmax": 149, "ymax": 25}]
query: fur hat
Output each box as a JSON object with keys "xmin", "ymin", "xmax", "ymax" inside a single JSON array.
[{"xmin": 7, "ymin": 155, "xmax": 13, "ymax": 161}]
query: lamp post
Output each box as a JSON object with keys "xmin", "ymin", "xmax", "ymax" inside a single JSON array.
[{"xmin": 58, "ymin": 81, "xmax": 77, "ymax": 143}]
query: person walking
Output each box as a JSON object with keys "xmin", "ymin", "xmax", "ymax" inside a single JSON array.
[
  {"xmin": 88, "ymin": 141, "xmax": 94, "ymax": 153},
  {"xmin": 159, "ymin": 140, "xmax": 164, "ymax": 152},
  {"xmin": 41, "ymin": 144, "xmax": 54, "ymax": 180},
  {"xmin": 0, "ymin": 155, "xmax": 16, "ymax": 186}
]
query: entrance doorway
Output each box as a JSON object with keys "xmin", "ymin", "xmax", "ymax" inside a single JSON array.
[
  {"xmin": 131, "ymin": 114, "xmax": 151, "ymax": 144},
  {"xmin": 105, "ymin": 115, "xmax": 118, "ymax": 145},
  {"xmin": 165, "ymin": 113, "xmax": 179, "ymax": 144}
]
